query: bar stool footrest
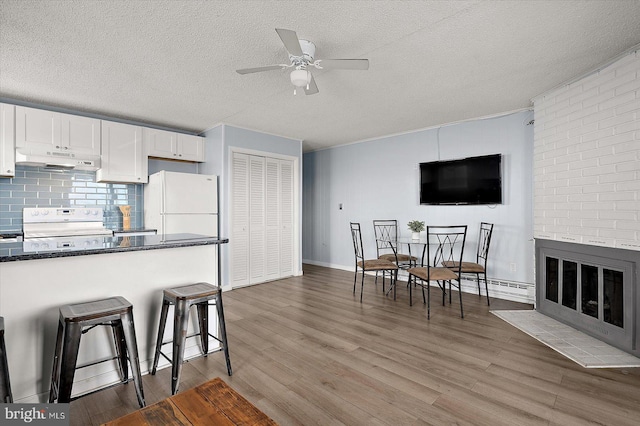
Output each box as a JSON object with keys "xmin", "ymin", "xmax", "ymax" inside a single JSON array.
[
  {"xmin": 155, "ymin": 334, "xmax": 224, "ymax": 366},
  {"xmin": 75, "ymin": 355, "xmax": 123, "ymax": 370}
]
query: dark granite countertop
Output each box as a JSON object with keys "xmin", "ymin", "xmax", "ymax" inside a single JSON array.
[
  {"xmin": 0, "ymin": 233, "xmax": 228, "ymax": 262},
  {"xmin": 112, "ymin": 228, "xmax": 157, "ymax": 235}
]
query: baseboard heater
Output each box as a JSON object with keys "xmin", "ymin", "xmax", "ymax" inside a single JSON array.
[{"xmin": 391, "ymin": 270, "xmax": 534, "ymax": 304}]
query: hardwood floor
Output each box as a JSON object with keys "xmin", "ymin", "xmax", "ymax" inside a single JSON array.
[{"xmin": 71, "ymin": 264, "xmax": 640, "ymax": 425}]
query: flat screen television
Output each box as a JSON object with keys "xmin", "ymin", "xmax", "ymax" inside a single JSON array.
[{"xmin": 420, "ymin": 154, "xmax": 502, "ymax": 205}]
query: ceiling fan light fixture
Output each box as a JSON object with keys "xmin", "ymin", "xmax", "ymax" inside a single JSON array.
[
  {"xmin": 290, "ymin": 69, "xmax": 311, "ymax": 88},
  {"xmin": 236, "ymin": 28, "xmax": 369, "ymax": 96}
]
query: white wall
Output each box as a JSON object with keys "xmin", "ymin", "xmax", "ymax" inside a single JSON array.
[
  {"xmin": 303, "ymin": 111, "xmax": 535, "ymax": 287},
  {"xmin": 533, "ymin": 49, "xmax": 640, "ymax": 251}
]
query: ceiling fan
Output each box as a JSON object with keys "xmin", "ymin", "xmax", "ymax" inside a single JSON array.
[{"xmin": 236, "ymin": 28, "xmax": 369, "ymax": 95}]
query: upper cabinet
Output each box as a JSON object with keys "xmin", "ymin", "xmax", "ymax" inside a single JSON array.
[
  {"xmin": 97, "ymin": 120, "xmax": 148, "ymax": 184},
  {"xmin": 15, "ymin": 106, "xmax": 100, "ymax": 156},
  {"xmin": 8, "ymin": 104, "xmax": 204, "ymax": 183},
  {"xmin": 0, "ymin": 103, "xmax": 16, "ymax": 177},
  {"xmin": 176, "ymin": 133, "xmax": 204, "ymax": 161},
  {"xmin": 144, "ymin": 128, "xmax": 204, "ymax": 162}
]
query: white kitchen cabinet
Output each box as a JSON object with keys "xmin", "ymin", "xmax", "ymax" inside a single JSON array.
[
  {"xmin": 176, "ymin": 133, "xmax": 204, "ymax": 161},
  {"xmin": 144, "ymin": 128, "xmax": 204, "ymax": 162},
  {"xmin": 144, "ymin": 127, "xmax": 175, "ymax": 158},
  {"xmin": 97, "ymin": 120, "xmax": 148, "ymax": 183},
  {"xmin": 15, "ymin": 106, "xmax": 100, "ymax": 156},
  {"xmin": 0, "ymin": 103, "xmax": 15, "ymax": 177}
]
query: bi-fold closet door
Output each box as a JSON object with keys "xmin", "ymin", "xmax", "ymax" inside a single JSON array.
[{"xmin": 231, "ymin": 152, "xmax": 294, "ymax": 287}]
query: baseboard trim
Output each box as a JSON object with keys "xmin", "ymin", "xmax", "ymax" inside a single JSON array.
[{"xmin": 302, "ymin": 260, "xmax": 534, "ymax": 304}]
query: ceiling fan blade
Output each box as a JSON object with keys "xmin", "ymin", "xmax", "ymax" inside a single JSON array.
[
  {"xmin": 236, "ymin": 65, "xmax": 286, "ymax": 75},
  {"xmin": 304, "ymin": 73, "xmax": 319, "ymax": 95},
  {"xmin": 275, "ymin": 28, "xmax": 304, "ymax": 57},
  {"xmin": 314, "ymin": 59, "xmax": 369, "ymax": 70}
]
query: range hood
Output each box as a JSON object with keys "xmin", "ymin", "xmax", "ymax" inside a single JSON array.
[{"xmin": 15, "ymin": 147, "xmax": 101, "ymax": 171}]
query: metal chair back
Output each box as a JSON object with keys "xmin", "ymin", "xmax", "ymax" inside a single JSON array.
[
  {"xmin": 477, "ymin": 222, "xmax": 494, "ymax": 267},
  {"xmin": 427, "ymin": 225, "xmax": 468, "ymax": 275},
  {"xmin": 350, "ymin": 222, "xmax": 365, "ymax": 264},
  {"xmin": 373, "ymin": 220, "xmax": 398, "ymax": 259}
]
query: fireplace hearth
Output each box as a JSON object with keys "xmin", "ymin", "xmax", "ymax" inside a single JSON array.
[{"xmin": 536, "ymin": 239, "xmax": 639, "ymax": 358}]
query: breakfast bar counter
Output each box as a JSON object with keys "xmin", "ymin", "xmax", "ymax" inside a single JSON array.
[
  {"xmin": 0, "ymin": 233, "xmax": 227, "ymax": 262},
  {"xmin": 0, "ymin": 234, "xmax": 228, "ymax": 403}
]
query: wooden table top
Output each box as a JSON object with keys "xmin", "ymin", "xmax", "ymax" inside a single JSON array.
[{"xmin": 102, "ymin": 378, "xmax": 277, "ymax": 425}]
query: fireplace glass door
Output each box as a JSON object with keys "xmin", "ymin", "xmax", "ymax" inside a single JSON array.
[
  {"xmin": 536, "ymin": 240, "xmax": 638, "ymax": 355},
  {"xmin": 603, "ymin": 269, "xmax": 624, "ymax": 328},
  {"xmin": 539, "ymin": 247, "xmax": 633, "ymax": 350},
  {"xmin": 581, "ymin": 264, "xmax": 599, "ymax": 320},
  {"xmin": 561, "ymin": 260, "xmax": 577, "ymax": 310},
  {"xmin": 545, "ymin": 258, "xmax": 624, "ymax": 328}
]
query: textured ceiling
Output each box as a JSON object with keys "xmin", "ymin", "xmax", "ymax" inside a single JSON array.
[{"xmin": 1, "ymin": 1, "xmax": 640, "ymax": 152}]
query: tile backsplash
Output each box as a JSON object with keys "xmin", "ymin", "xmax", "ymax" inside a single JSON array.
[{"xmin": 0, "ymin": 166, "xmax": 143, "ymax": 232}]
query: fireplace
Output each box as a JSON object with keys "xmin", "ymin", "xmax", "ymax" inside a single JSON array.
[{"xmin": 536, "ymin": 239, "xmax": 639, "ymax": 357}]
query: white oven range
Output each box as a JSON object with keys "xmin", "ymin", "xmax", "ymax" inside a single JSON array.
[{"xmin": 22, "ymin": 207, "xmax": 114, "ymax": 252}]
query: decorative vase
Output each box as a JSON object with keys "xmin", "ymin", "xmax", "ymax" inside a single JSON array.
[
  {"xmin": 119, "ymin": 205, "xmax": 131, "ymax": 231},
  {"xmin": 412, "ymin": 232, "xmax": 420, "ymax": 240}
]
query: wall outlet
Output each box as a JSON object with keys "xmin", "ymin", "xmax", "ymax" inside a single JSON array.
[{"xmin": 510, "ymin": 263, "xmax": 517, "ymax": 272}]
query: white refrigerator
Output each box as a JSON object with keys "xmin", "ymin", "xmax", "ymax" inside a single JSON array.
[{"xmin": 144, "ymin": 171, "xmax": 218, "ymax": 236}]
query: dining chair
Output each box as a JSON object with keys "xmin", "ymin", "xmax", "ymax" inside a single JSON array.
[
  {"xmin": 373, "ymin": 220, "xmax": 417, "ymax": 280},
  {"xmin": 442, "ymin": 222, "xmax": 494, "ymax": 305},
  {"xmin": 350, "ymin": 222, "xmax": 399, "ymax": 302},
  {"xmin": 407, "ymin": 225, "xmax": 467, "ymax": 319}
]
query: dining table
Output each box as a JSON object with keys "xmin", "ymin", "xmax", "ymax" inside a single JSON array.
[
  {"xmin": 394, "ymin": 236, "xmax": 435, "ymax": 267},
  {"xmin": 394, "ymin": 227, "xmax": 467, "ymax": 315},
  {"xmin": 373, "ymin": 237, "xmax": 432, "ymax": 299}
]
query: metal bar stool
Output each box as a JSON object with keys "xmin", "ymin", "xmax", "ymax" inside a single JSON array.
[
  {"xmin": 151, "ymin": 282, "xmax": 232, "ymax": 395},
  {"xmin": 1, "ymin": 317, "xmax": 13, "ymax": 403},
  {"xmin": 48, "ymin": 297, "xmax": 145, "ymax": 407}
]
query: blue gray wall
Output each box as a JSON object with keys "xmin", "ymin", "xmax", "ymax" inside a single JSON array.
[
  {"xmin": 148, "ymin": 158, "xmax": 198, "ymax": 175},
  {"xmin": 302, "ymin": 111, "xmax": 535, "ymax": 285},
  {"xmin": 201, "ymin": 124, "xmax": 304, "ymax": 288},
  {"xmin": 0, "ymin": 165, "xmax": 143, "ymax": 232}
]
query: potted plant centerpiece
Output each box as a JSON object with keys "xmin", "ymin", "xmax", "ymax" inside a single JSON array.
[{"xmin": 408, "ymin": 220, "xmax": 425, "ymax": 240}]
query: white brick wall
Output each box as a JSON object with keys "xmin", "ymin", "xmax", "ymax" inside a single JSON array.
[{"xmin": 533, "ymin": 50, "xmax": 640, "ymax": 251}]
